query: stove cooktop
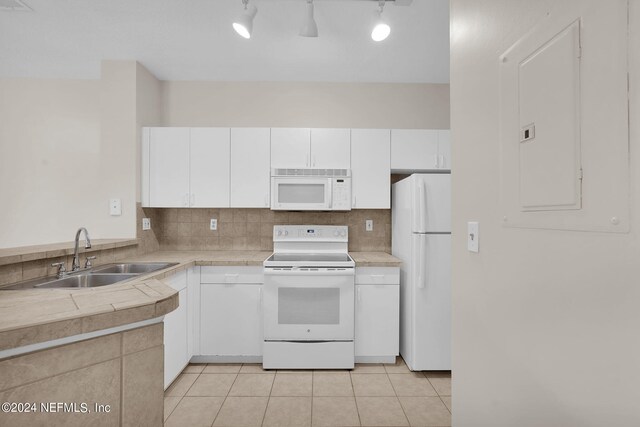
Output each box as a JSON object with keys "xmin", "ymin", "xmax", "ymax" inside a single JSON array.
[{"xmin": 264, "ymin": 252, "xmax": 355, "ymax": 268}]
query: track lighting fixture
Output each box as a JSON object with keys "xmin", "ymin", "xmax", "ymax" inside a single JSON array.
[
  {"xmin": 299, "ymin": 0, "xmax": 319, "ymax": 38},
  {"xmin": 233, "ymin": 0, "xmax": 257, "ymax": 39},
  {"xmin": 371, "ymin": 0, "xmax": 391, "ymax": 42},
  {"xmin": 230, "ymin": 0, "xmax": 395, "ymax": 41}
]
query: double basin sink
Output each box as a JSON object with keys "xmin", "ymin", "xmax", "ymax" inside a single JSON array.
[{"xmin": 1, "ymin": 262, "xmax": 178, "ymax": 290}]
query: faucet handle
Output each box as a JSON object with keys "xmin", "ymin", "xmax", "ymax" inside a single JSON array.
[
  {"xmin": 51, "ymin": 262, "xmax": 67, "ymax": 277},
  {"xmin": 84, "ymin": 256, "xmax": 97, "ymax": 268}
]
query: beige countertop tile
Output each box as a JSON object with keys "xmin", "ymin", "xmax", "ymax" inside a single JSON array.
[
  {"xmin": 349, "ymin": 252, "xmax": 402, "ymax": 267},
  {"xmin": 0, "ymin": 250, "xmax": 399, "ymax": 352},
  {"xmin": 0, "ymin": 238, "xmax": 139, "ymax": 266}
]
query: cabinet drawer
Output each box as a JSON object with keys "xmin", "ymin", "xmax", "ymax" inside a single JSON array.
[
  {"xmin": 355, "ymin": 267, "xmax": 399, "ymax": 285},
  {"xmin": 200, "ymin": 266, "xmax": 264, "ymax": 284}
]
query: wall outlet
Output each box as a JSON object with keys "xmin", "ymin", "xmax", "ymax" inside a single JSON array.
[
  {"xmin": 365, "ymin": 220, "xmax": 373, "ymax": 231},
  {"xmin": 467, "ymin": 221, "xmax": 479, "ymax": 253},
  {"xmin": 210, "ymin": 219, "xmax": 218, "ymax": 231},
  {"xmin": 142, "ymin": 218, "xmax": 151, "ymax": 231},
  {"xmin": 109, "ymin": 198, "xmax": 122, "ymax": 216}
]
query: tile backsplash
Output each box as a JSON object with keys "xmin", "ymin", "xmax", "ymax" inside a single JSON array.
[
  {"xmin": 0, "ymin": 206, "xmax": 390, "ymax": 286},
  {"xmin": 144, "ymin": 208, "xmax": 391, "ymax": 253}
]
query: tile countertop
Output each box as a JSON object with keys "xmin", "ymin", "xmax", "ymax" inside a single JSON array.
[
  {"xmin": 0, "ymin": 238, "xmax": 139, "ymax": 266},
  {"xmin": 0, "ymin": 250, "xmax": 400, "ymax": 352},
  {"xmin": 128, "ymin": 250, "xmax": 402, "ymax": 267}
]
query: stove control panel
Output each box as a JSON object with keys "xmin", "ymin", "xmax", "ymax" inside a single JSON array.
[{"xmin": 273, "ymin": 225, "xmax": 348, "ymax": 242}]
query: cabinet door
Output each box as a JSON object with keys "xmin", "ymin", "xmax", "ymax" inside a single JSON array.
[
  {"xmin": 271, "ymin": 128, "xmax": 310, "ymax": 168},
  {"xmin": 149, "ymin": 128, "xmax": 190, "ymax": 207},
  {"xmin": 190, "ymin": 128, "xmax": 230, "ymax": 207},
  {"xmin": 230, "ymin": 128, "xmax": 271, "ymax": 208},
  {"xmin": 187, "ymin": 267, "xmax": 201, "ymax": 358},
  {"xmin": 200, "ymin": 284, "xmax": 263, "ymax": 356},
  {"xmin": 391, "ymin": 129, "xmax": 439, "ymax": 172},
  {"xmin": 438, "ymin": 130, "xmax": 451, "ymax": 170},
  {"xmin": 310, "ymin": 128, "xmax": 351, "ymax": 169},
  {"xmin": 164, "ymin": 287, "xmax": 188, "ymax": 388},
  {"xmin": 351, "ymin": 129, "xmax": 390, "ymax": 209},
  {"xmin": 355, "ymin": 284, "xmax": 399, "ymax": 357}
]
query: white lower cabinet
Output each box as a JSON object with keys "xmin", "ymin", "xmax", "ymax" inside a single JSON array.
[
  {"xmin": 354, "ymin": 267, "xmax": 400, "ymax": 363},
  {"xmin": 199, "ymin": 267, "xmax": 263, "ymax": 359},
  {"xmin": 163, "ymin": 270, "xmax": 189, "ymax": 389},
  {"xmin": 164, "ymin": 265, "xmax": 398, "ymax": 369}
]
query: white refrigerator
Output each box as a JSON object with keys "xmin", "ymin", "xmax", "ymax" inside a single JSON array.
[{"xmin": 392, "ymin": 173, "xmax": 451, "ymax": 371}]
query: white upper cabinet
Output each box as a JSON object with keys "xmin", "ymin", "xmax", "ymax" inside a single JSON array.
[
  {"xmin": 391, "ymin": 129, "xmax": 439, "ymax": 172},
  {"xmin": 310, "ymin": 128, "xmax": 351, "ymax": 169},
  {"xmin": 437, "ymin": 130, "xmax": 451, "ymax": 170},
  {"xmin": 391, "ymin": 129, "xmax": 451, "ymax": 172},
  {"xmin": 148, "ymin": 127, "xmax": 191, "ymax": 207},
  {"xmin": 143, "ymin": 127, "xmax": 447, "ymax": 209},
  {"xmin": 271, "ymin": 128, "xmax": 311, "ymax": 168},
  {"xmin": 351, "ymin": 129, "xmax": 390, "ymax": 209},
  {"xmin": 271, "ymin": 128, "xmax": 350, "ymax": 169},
  {"xmin": 143, "ymin": 127, "xmax": 231, "ymax": 208},
  {"xmin": 231, "ymin": 128, "xmax": 271, "ymax": 208},
  {"xmin": 190, "ymin": 128, "xmax": 230, "ymax": 208}
]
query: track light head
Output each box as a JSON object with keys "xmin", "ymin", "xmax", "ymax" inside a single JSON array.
[
  {"xmin": 299, "ymin": 0, "xmax": 318, "ymax": 37},
  {"xmin": 233, "ymin": 0, "xmax": 257, "ymax": 39},
  {"xmin": 371, "ymin": 1, "xmax": 391, "ymax": 42}
]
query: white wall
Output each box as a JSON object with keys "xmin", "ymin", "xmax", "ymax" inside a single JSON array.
[
  {"xmin": 0, "ymin": 79, "xmax": 103, "ymax": 248},
  {"xmin": 98, "ymin": 61, "xmax": 138, "ymax": 244},
  {"xmin": 0, "ymin": 61, "xmax": 161, "ymax": 249},
  {"xmin": 135, "ymin": 63, "xmax": 162, "ymax": 202},
  {"xmin": 450, "ymin": 1, "xmax": 640, "ymax": 426},
  {"xmin": 161, "ymin": 81, "xmax": 450, "ymax": 129},
  {"xmin": 0, "ymin": 66, "xmax": 445, "ymax": 249}
]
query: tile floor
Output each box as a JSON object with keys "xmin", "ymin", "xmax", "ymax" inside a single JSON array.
[{"xmin": 164, "ymin": 357, "xmax": 451, "ymax": 427}]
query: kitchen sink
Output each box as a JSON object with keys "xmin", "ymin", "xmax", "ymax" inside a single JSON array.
[
  {"xmin": 0, "ymin": 261, "xmax": 178, "ymax": 290},
  {"xmin": 35, "ymin": 274, "xmax": 138, "ymax": 289},
  {"xmin": 91, "ymin": 262, "xmax": 178, "ymax": 274},
  {"xmin": 0, "ymin": 273, "xmax": 138, "ymax": 290}
]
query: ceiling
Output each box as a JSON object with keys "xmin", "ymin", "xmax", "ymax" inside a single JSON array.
[{"xmin": 0, "ymin": 0, "xmax": 450, "ymax": 83}]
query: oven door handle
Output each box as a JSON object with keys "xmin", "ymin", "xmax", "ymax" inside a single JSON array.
[{"xmin": 263, "ymin": 268, "xmax": 355, "ymax": 276}]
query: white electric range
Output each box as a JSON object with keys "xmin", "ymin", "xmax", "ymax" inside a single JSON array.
[{"xmin": 263, "ymin": 225, "xmax": 355, "ymax": 369}]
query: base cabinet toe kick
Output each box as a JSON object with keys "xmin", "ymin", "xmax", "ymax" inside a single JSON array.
[{"xmin": 164, "ymin": 263, "xmax": 399, "ymax": 387}]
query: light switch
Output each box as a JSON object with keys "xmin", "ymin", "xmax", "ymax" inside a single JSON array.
[
  {"xmin": 467, "ymin": 222, "xmax": 479, "ymax": 253},
  {"xmin": 365, "ymin": 220, "xmax": 373, "ymax": 231},
  {"xmin": 142, "ymin": 218, "xmax": 151, "ymax": 230},
  {"xmin": 109, "ymin": 198, "xmax": 122, "ymax": 216},
  {"xmin": 210, "ymin": 219, "xmax": 218, "ymax": 231}
]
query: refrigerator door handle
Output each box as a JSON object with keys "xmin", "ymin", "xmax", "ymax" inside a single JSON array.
[
  {"xmin": 417, "ymin": 180, "xmax": 428, "ymax": 232},
  {"xmin": 417, "ymin": 237, "xmax": 426, "ymax": 289}
]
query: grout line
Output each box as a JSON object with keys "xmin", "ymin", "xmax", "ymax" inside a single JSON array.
[
  {"xmin": 210, "ymin": 368, "xmax": 240, "ymax": 427},
  {"xmin": 165, "ymin": 394, "xmax": 183, "ymax": 423},
  {"xmin": 349, "ymin": 370, "xmax": 363, "ymax": 426},
  {"xmin": 437, "ymin": 393, "xmax": 452, "ymax": 415},
  {"xmin": 388, "ymin": 363, "xmax": 411, "ymax": 427},
  {"xmin": 164, "ymin": 366, "xmax": 201, "ymax": 424},
  {"xmin": 310, "ymin": 370, "xmax": 314, "ymax": 426},
  {"xmin": 259, "ymin": 367, "xmax": 276, "ymax": 426}
]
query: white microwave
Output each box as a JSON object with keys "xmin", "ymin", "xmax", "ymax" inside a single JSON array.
[{"xmin": 271, "ymin": 169, "xmax": 352, "ymax": 211}]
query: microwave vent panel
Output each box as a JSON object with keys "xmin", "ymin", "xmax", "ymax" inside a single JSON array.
[{"xmin": 273, "ymin": 169, "xmax": 351, "ymax": 177}]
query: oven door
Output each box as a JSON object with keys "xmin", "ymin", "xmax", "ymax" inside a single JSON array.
[
  {"xmin": 263, "ymin": 268, "xmax": 354, "ymax": 341},
  {"xmin": 271, "ymin": 177, "xmax": 332, "ymax": 210}
]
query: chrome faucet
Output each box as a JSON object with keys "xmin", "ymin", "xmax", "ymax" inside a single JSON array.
[{"xmin": 71, "ymin": 227, "xmax": 92, "ymax": 271}]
